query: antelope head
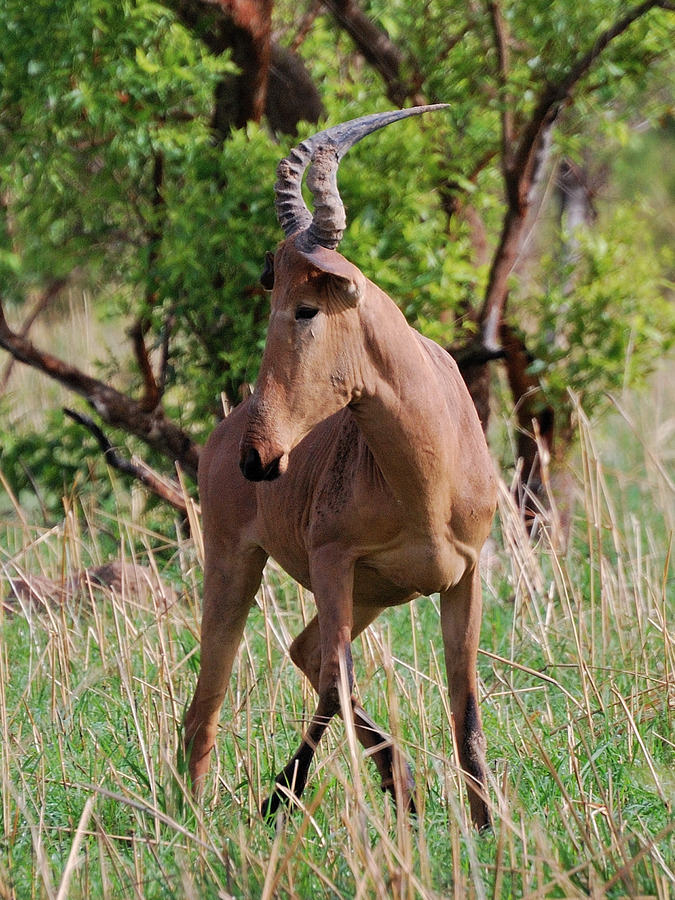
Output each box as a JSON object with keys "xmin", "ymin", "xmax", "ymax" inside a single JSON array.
[{"xmin": 240, "ymin": 106, "xmax": 447, "ymax": 482}]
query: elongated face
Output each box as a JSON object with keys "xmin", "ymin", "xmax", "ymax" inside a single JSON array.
[{"xmin": 239, "ymin": 237, "xmax": 366, "ymax": 481}]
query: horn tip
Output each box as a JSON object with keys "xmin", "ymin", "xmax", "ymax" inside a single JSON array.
[{"xmin": 404, "ymin": 102, "xmax": 450, "ymax": 115}]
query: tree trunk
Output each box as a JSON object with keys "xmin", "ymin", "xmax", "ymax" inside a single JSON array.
[
  {"xmin": 165, "ymin": 0, "xmax": 323, "ymax": 137},
  {"xmin": 454, "ymin": 2, "xmax": 661, "ymax": 529}
]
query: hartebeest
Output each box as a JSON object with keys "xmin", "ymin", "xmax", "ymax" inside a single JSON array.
[{"xmin": 184, "ymin": 106, "xmax": 497, "ymax": 830}]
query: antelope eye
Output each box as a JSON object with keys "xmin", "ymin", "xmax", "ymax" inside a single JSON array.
[{"xmin": 295, "ymin": 306, "xmax": 319, "ymax": 321}]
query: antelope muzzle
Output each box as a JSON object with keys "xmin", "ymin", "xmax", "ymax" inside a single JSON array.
[{"xmin": 239, "ymin": 446, "xmax": 285, "ymax": 482}]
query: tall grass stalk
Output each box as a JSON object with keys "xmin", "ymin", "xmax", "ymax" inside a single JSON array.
[{"xmin": 0, "ymin": 385, "xmax": 673, "ymax": 898}]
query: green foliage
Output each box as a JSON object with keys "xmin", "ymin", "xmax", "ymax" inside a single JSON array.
[
  {"xmin": 524, "ymin": 202, "xmax": 674, "ymax": 427},
  {"xmin": 0, "ymin": 407, "xmax": 108, "ymax": 518},
  {"xmin": 154, "ymin": 125, "xmax": 281, "ymax": 410},
  {"xmin": 0, "ymin": 0, "xmax": 673, "ymax": 504},
  {"xmin": 0, "ymin": 404, "xmax": 180, "ymax": 556},
  {"xmin": 0, "ymin": 0, "xmax": 230, "ymax": 289}
]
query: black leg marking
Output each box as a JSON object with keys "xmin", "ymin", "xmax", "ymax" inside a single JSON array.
[
  {"xmin": 261, "ymin": 740, "xmax": 316, "ymax": 822},
  {"xmin": 461, "ymin": 693, "xmax": 491, "ymax": 831}
]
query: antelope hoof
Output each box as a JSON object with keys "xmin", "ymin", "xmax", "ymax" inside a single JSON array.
[
  {"xmin": 260, "ymin": 784, "xmax": 297, "ymax": 824},
  {"xmin": 260, "ymin": 789, "xmax": 283, "ymax": 823},
  {"xmin": 474, "ymin": 803, "xmax": 492, "ymax": 834},
  {"xmin": 261, "ymin": 762, "xmax": 307, "ymax": 823},
  {"xmin": 382, "ymin": 761, "xmax": 417, "ymax": 817}
]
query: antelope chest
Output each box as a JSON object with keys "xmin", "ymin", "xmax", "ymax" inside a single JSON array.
[
  {"xmin": 257, "ymin": 484, "xmax": 472, "ymax": 600},
  {"xmin": 355, "ymin": 528, "xmax": 477, "ymax": 598},
  {"xmin": 253, "ymin": 411, "xmax": 485, "ymax": 599}
]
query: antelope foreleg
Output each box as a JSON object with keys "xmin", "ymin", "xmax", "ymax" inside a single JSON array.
[
  {"xmin": 261, "ymin": 547, "xmax": 355, "ymax": 820},
  {"xmin": 286, "ymin": 611, "xmax": 416, "ymax": 814},
  {"xmin": 441, "ymin": 568, "xmax": 491, "ymax": 831},
  {"xmin": 184, "ymin": 545, "xmax": 267, "ymax": 791},
  {"xmin": 260, "ymin": 644, "xmax": 352, "ymax": 821}
]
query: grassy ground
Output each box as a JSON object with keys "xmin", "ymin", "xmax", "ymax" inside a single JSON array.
[{"xmin": 0, "ymin": 379, "xmax": 673, "ymax": 898}]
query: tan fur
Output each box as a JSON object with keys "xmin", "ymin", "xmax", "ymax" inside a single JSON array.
[{"xmin": 185, "ymin": 235, "xmax": 497, "ymax": 829}]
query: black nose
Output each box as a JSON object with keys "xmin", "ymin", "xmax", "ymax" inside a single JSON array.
[{"xmin": 240, "ymin": 447, "xmax": 281, "ymax": 482}]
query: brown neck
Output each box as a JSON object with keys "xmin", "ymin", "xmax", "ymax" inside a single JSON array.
[{"xmin": 348, "ymin": 284, "xmax": 456, "ymax": 517}]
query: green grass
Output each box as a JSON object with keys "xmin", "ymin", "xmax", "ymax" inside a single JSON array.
[{"xmin": 0, "ymin": 386, "xmax": 673, "ymax": 899}]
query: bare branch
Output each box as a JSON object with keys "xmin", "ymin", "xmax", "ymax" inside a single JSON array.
[
  {"xmin": 64, "ymin": 408, "xmax": 189, "ymax": 513},
  {"xmin": 487, "ymin": 0, "xmax": 514, "ymax": 161},
  {"xmin": 0, "ymin": 279, "xmax": 67, "ymax": 393},
  {"xmin": 0, "ymin": 297, "xmax": 200, "ymax": 479},
  {"xmin": 322, "ymin": 0, "xmax": 425, "ymax": 105}
]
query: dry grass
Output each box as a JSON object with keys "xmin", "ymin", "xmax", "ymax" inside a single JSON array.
[
  {"xmin": 0, "ymin": 377, "xmax": 673, "ymax": 898},
  {"xmin": 0, "ymin": 286, "xmax": 130, "ymax": 432}
]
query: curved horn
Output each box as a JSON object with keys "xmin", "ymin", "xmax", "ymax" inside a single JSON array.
[{"xmin": 274, "ymin": 104, "xmax": 449, "ymax": 250}]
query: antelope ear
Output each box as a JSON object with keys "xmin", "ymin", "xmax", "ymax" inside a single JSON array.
[
  {"xmin": 324, "ymin": 271, "xmax": 364, "ymax": 308},
  {"xmin": 260, "ymin": 251, "xmax": 275, "ymax": 290},
  {"xmin": 299, "ymin": 246, "xmax": 365, "ymax": 308}
]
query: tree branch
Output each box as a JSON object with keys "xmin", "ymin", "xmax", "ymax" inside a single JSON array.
[
  {"xmin": 438, "ymin": 23, "xmax": 470, "ymax": 62},
  {"xmin": 0, "ymin": 298, "xmax": 200, "ymax": 479},
  {"xmin": 165, "ymin": 0, "xmax": 279, "ymax": 138},
  {"xmin": 165, "ymin": 0, "xmax": 272, "ymax": 136},
  {"xmin": 158, "ymin": 312, "xmax": 175, "ymax": 398},
  {"xmin": 510, "ymin": 0, "xmax": 668, "ymax": 196},
  {"xmin": 558, "ymin": 0, "xmax": 670, "ymax": 100},
  {"xmin": 129, "ymin": 316, "xmax": 160, "ymax": 410},
  {"xmin": 63, "ymin": 408, "xmax": 189, "ymax": 513},
  {"xmin": 478, "ymin": 0, "xmax": 667, "ymax": 350},
  {"xmin": 129, "ymin": 150, "xmax": 164, "ymax": 411},
  {"xmin": 162, "ymin": 0, "xmax": 323, "ymax": 135},
  {"xmin": 323, "ymin": 0, "xmax": 425, "ymax": 105},
  {"xmin": 289, "ymin": 0, "xmax": 323, "ymax": 52},
  {"xmin": 498, "ymin": 323, "xmax": 557, "ymax": 529},
  {"xmin": 0, "ymin": 278, "xmax": 66, "ymax": 393},
  {"xmin": 488, "ymin": 0, "xmax": 514, "ymax": 163}
]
